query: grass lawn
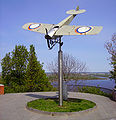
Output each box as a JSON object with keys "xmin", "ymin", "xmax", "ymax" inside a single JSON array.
[{"xmin": 27, "ymin": 98, "xmax": 96, "ymax": 112}]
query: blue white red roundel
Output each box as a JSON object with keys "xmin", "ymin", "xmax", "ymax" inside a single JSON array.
[
  {"xmin": 75, "ymin": 26, "xmax": 92, "ymax": 34},
  {"xmin": 28, "ymin": 24, "xmax": 41, "ymax": 30}
]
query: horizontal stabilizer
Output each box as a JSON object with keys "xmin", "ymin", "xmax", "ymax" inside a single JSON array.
[{"xmin": 66, "ymin": 9, "xmax": 86, "ymax": 15}]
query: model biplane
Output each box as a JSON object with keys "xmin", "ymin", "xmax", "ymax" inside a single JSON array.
[{"xmin": 22, "ymin": 6, "xmax": 103, "ymax": 49}]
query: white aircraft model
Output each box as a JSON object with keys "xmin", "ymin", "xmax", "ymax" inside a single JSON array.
[{"xmin": 22, "ymin": 6, "xmax": 103, "ymax": 49}]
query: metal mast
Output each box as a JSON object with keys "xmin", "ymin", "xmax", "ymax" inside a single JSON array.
[{"xmin": 58, "ymin": 37, "xmax": 63, "ymax": 106}]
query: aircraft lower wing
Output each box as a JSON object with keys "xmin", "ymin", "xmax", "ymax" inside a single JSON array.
[
  {"xmin": 22, "ymin": 23, "xmax": 54, "ymax": 34},
  {"xmin": 55, "ymin": 25, "xmax": 103, "ymax": 35}
]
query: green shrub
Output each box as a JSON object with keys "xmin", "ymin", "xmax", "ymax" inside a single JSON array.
[
  {"xmin": 4, "ymin": 81, "xmax": 56, "ymax": 93},
  {"xmin": 0, "ymin": 78, "xmax": 4, "ymax": 84},
  {"xmin": 77, "ymin": 86, "xmax": 112, "ymax": 98},
  {"xmin": 4, "ymin": 84, "xmax": 27, "ymax": 93}
]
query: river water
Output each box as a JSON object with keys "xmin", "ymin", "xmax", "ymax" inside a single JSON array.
[{"xmin": 52, "ymin": 78, "xmax": 116, "ymax": 90}]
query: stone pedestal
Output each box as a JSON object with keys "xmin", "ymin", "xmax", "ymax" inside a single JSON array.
[{"xmin": 63, "ymin": 81, "xmax": 68, "ymax": 100}]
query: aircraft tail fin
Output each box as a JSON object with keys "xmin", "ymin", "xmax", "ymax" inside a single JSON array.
[
  {"xmin": 76, "ymin": 6, "xmax": 79, "ymax": 11},
  {"xmin": 66, "ymin": 9, "xmax": 86, "ymax": 15}
]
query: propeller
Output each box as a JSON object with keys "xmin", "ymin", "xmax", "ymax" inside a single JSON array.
[
  {"xmin": 45, "ymin": 28, "xmax": 50, "ymax": 49},
  {"xmin": 45, "ymin": 28, "xmax": 48, "ymax": 35}
]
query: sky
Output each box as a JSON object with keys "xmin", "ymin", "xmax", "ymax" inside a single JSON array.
[{"xmin": 0, "ymin": 0, "xmax": 116, "ymax": 72}]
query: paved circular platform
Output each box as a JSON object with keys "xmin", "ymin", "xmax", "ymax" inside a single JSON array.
[{"xmin": 0, "ymin": 92, "xmax": 116, "ymax": 120}]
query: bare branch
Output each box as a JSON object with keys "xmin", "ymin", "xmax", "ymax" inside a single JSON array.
[
  {"xmin": 46, "ymin": 53, "xmax": 87, "ymax": 81},
  {"xmin": 105, "ymin": 33, "xmax": 116, "ymax": 81},
  {"xmin": 105, "ymin": 33, "xmax": 116, "ymax": 59}
]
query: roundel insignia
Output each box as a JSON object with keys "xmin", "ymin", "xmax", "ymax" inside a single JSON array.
[
  {"xmin": 28, "ymin": 24, "xmax": 41, "ymax": 30},
  {"xmin": 75, "ymin": 26, "xmax": 92, "ymax": 34}
]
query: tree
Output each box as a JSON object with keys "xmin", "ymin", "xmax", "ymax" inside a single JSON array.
[
  {"xmin": 26, "ymin": 45, "xmax": 53, "ymax": 91},
  {"xmin": 1, "ymin": 44, "xmax": 53, "ymax": 93},
  {"xmin": 11, "ymin": 45, "xmax": 29, "ymax": 85},
  {"xmin": 1, "ymin": 45, "xmax": 28, "ymax": 86},
  {"xmin": 47, "ymin": 53, "xmax": 87, "ymax": 81},
  {"xmin": 105, "ymin": 33, "xmax": 116, "ymax": 82},
  {"xmin": 62, "ymin": 53, "xmax": 87, "ymax": 80},
  {"xmin": 1, "ymin": 53, "xmax": 12, "ymax": 85}
]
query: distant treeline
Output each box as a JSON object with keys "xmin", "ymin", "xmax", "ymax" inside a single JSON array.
[{"xmin": 47, "ymin": 73, "xmax": 108, "ymax": 82}]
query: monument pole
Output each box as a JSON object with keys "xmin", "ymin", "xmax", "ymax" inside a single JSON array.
[{"xmin": 58, "ymin": 37, "xmax": 63, "ymax": 106}]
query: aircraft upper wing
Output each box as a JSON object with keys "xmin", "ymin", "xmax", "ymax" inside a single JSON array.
[
  {"xmin": 22, "ymin": 23, "xmax": 103, "ymax": 36},
  {"xmin": 55, "ymin": 25, "xmax": 103, "ymax": 35},
  {"xmin": 22, "ymin": 23, "xmax": 54, "ymax": 34}
]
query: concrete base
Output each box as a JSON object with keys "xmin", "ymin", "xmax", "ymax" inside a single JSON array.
[{"xmin": 0, "ymin": 92, "xmax": 116, "ymax": 120}]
